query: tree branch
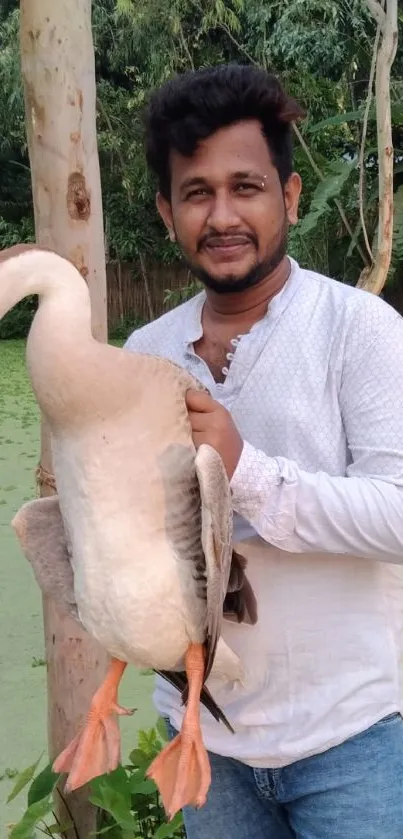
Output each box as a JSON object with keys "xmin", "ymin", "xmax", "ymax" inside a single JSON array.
[
  {"xmin": 188, "ymin": 0, "xmax": 256, "ymax": 64},
  {"xmin": 357, "ymin": 0, "xmax": 398, "ymax": 293},
  {"xmin": 218, "ymin": 22, "xmax": 256, "ymax": 65},
  {"xmin": 364, "ymin": 0, "xmax": 386, "ymax": 32},
  {"xmin": 178, "ymin": 19, "xmax": 195, "ymax": 70}
]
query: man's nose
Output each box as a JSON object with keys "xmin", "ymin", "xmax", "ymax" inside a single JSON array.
[{"xmin": 206, "ymin": 191, "xmax": 240, "ymax": 232}]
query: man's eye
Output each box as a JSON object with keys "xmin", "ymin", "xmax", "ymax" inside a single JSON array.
[
  {"xmin": 186, "ymin": 188, "xmax": 209, "ymax": 199},
  {"xmin": 235, "ymin": 183, "xmax": 259, "ymax": 194}
]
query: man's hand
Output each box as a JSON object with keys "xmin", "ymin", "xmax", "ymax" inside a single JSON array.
[{"xmin": 186, "ymin": 389, "xmax": 244, "ymax": 481}]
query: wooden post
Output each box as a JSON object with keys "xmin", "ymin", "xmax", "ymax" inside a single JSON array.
[{"xmin": 20, "ymin": 1, "xmax": 109, "ymax": 835}]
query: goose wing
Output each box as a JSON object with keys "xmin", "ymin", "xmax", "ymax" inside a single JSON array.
[
  {"xmin": 195, "ymin": 443, "xmax": 258, "ymax": 670},
  {"xmin": 157, "ymin": 443, "xmax": 258, "ymax": 724},
  {"xmin": 155, "ymin": 443, "xmax": 235, "ymax": 730},
  {"xmin": 194, "ymin": 443, "xmax": 234, "ymax": 682},
  {"xmin": 11, "ymin": 496, "xmax": 80, "ymax": 623}
]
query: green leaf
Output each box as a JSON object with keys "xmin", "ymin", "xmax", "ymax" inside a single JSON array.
[
  {"xmin": 89, "ymin": 786, "xmax": 137, "ymax": 830},
  {"xmin": 137, "ymin": 729, "xmax": 149, "ymax": 751},
  {"xmin": 307, "ymin": 107, "xmax": 368, "ymax": 133},
  {"xmin": 296, "ymin": 159, "xmax": 357, "ymax": 238},
  {"xmin": 156, "ymin": 717, "xmax": 169, "ymax": 743},
  {"xmin": 129, "ymin": 748, "xmax": 147, "ymax": 766},
  {"xmin": 312, "ymin": 159, "xmax": 357, "ymax": 209},
  {"xmin": 295, "ymin": 207, "xmax": 329, "ymax": 237},
  {"xmin": 89, "ymin": 767, "xmax": 136, "ymax": 830},
  {"xmin": 129, "ymin": 776, "xmax": 157, "ymax": 795},
  {"xmin": 90, "ymin": 764, "xmax": 131, "ymax": 797},
  {"xmin": 7, "ymin": 754, "xmax": 43, "ymax": 804},
  {"xmin": 27, "ymin": 763, "xmax": 60, "ymax": 806},
  {"xmin": 127, "ymin": 760, "xmax": 150, "ymax": 786},
  {"xmin": 8, "ymin": 796, "xmax": 53, "ymax": 839},
  {"xmin": 154, "ymin": 811, "xmax": 184, "ymax": 838},
  {"xmin": 306, "ymin": 103, "xmax": 402, "ymax": 135},
  {"xmin": 136, "ymin": 727, "xmax": 160, "ymax": 758}
]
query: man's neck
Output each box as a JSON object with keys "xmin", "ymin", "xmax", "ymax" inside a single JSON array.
[
  {"xmin": 194, "ymin": 257, "xmax": 292, "ymax": 383},
  {"xmin": 203, "ymin": 256, "xmax": 291, "ymax": 330}
]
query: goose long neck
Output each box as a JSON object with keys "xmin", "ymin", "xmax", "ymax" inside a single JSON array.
[
  {"xmin": 0, "ymin": 247, "xmax": 92, "ymax": 338},
  {"xmin": 0, "ymin": 246, "xmax": 95, "ymax": 425}
]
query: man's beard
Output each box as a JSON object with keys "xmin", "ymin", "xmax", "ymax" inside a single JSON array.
[{"xmin": 176, "ymin": 220, "xmax": 288, "ymax": 295}]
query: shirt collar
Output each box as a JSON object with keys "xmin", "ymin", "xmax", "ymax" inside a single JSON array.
[{"xmin": 181, "ymin": 256, "xmax": 302, "ymax": 347}]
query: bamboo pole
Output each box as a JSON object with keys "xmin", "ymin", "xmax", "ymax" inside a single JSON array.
[{"xmin": 20, "ymin": 2, "xmax": 109, "ymax": 835}]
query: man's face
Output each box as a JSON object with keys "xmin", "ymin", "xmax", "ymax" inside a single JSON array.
[{"xmin": 157, "ymin": 120, "xmax": 301, "ymax": 294}]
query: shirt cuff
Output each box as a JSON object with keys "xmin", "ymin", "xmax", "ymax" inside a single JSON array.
[{"xmin": 229, "ymin": 440, "xmax": 280, "ymax": 517}]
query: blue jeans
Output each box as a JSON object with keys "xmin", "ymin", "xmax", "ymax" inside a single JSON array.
[{"xmin": 166, "ymin": 712, "xmax": 403, "ymax": 838}]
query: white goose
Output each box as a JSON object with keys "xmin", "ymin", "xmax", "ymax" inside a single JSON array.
[{"xmin": 1, "ymin": 245, "xmax": 257, "ymax": 819}]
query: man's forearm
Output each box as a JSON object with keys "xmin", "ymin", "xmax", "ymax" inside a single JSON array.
[{"xmin": 230, "ymin": 440, "xmax": 403, "ymax": 563}]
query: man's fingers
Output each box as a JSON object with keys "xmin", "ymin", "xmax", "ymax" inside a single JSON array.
[
  {"xmin": 185, "ymin": 388, "xmax": 215, "ymax": 412},
  {"xmin": 188, "ymin": 411, "xmax": 212, "ymax": 432},
  {"xmin": 191, "ymin": 431, "xmax": 205, "ymax": 449}
]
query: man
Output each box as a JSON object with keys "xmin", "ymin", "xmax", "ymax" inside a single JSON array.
[{"xmin": 124, "ymin": 63, "xmax": 403, "ymax": 838}]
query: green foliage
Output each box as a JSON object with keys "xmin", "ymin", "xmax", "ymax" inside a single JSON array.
[
  {"xmin": 6, "ymin": 755, "xmax": 44, "ymax": 804},
  {"xmin": 6, "ymin": 722, "xmax": 185, "ymax": 838},
  {"xmin": 393, "ymin": 186, "xmax": 403, "ymax": 265},
  {"xmin": 0, "ymin": 296, "xmax": 37, "ymax": 340},
  {"xmin": 292, "ymin": 159, "xmax": 358, "ymax": 238},
  {"xmin": 0, "ymin": 0, "xmax": 402, "ymax": 314},
  {"xmin": 109, "ymin": 314, "xmax": 147, "ymax": 341},
  {"xmin": 389, "ymin": 185, "xmax": 403, "ymax": 284},
  {"xmin": 31, "ymin": 657, "xmax": 47, "ymax": 668},
  {"xmin": 163, "ymin": 279, "xmax": 202, "ymax": 308},
  {"xmin": 247, "ymin": 0, "xmax": 372, "ymax": 77},
  {"xmin": 0, "ymin": 6, "xmax": 33, "ymax": 246}
]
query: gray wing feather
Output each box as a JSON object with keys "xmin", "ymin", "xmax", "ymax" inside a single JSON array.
[
  {"xmin": 11, "ymin": 496, "xmax": 80, "ymax": 623},
  {"xmin": 195, "ymin": 444, "xmax": 234, "ymax": 682}
]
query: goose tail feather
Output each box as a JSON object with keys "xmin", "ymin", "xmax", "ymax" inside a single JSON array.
[{"xmin": 154, "ymin": 669, "xmax": 234, "ymax": 733}]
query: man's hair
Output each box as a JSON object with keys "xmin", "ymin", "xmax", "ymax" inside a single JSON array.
[{"xmin": 144, "ymin": 63, "xmax": 305, "ymax": 200}]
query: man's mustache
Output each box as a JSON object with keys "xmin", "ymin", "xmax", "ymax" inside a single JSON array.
[{"xmin": 197, "ymin": 232, "xmax": 258, "ymax": 252}]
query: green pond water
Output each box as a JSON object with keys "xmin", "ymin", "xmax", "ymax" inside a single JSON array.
[{"xmin": 0, "ymin": 340, "xmax": 155, "ymax": 836}]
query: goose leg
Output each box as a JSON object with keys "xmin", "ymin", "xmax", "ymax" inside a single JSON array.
[
  {"xmin": 147, "ymin": 643, "xmax": 211, "ymax": 820},
  {"xmin": 53, "ymin": 657, "xmax": 134, "ymax": 791}
]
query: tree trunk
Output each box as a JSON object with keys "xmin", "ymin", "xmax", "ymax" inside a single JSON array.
[
  {"xmin": 20, "ymin": 1, "xmax": 109, "ymax": 835},
  {"xmin": 357, "ymin": 0, "xmax": 398, "ymax": 293}
]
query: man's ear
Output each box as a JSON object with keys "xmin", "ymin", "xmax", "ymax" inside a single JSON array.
[
  {"xmin": 156, "ymin": 193, "xmax": 176, "ymax": 241},
  {"xmin": 284, "ymin": 172, "xmax": 302, "ymax": 226}
]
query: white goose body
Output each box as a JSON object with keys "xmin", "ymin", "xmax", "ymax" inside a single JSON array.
[
  {"xmin": 51, "ymin": 364, "xmax": 208, "ymax": 671},
  {"xmin": 1, "ymin": 245, "xmax": 257, "ymax": 815},
  {"xmin": 1, "ymin": 245, "xmax": 255, "ymax": 681}
]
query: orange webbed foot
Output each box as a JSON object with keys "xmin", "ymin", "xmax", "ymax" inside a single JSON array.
[
  {"xmin": 147, "ymin": 724, "xmax": 211, "ymax": 819},
  {"xmin": 147, "ymin": 643, "xmax": 212, "ymax": 820},
  {"xmin": 53, "ymin": 658, "xmax": 134, "ymax": 792}
]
